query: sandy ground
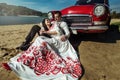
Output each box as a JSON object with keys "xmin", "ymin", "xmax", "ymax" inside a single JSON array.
[
  {"xmin": 110, "ymin": 19, "xmax": 120, "ymax": 24},
  {"xmin": 0, "ymin": 19, "xmax": 120, "ymax": 80}
]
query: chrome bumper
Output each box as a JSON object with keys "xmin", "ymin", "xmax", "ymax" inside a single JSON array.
[{"xmin": 70, "ymin": 26, "xmax": 108, "ymax": 30}]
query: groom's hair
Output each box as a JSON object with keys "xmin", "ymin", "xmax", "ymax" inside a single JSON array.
[{"xmin": 54, "ymin": 11, "xmax": 62, "ymax": 17}]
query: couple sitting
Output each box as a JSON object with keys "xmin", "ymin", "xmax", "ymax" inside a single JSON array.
[{"xmin": 2, "ymin": 11, "xmax": 82, "ymax": 80}]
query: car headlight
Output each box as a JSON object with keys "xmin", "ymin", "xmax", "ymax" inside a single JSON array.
[
  {"xmin": 94, "ymin": 5, "xmax": 105, "ymax": 16},
  {"xmin": 48, "ymin": 12, "xmax": 53, "ymax": 19}
]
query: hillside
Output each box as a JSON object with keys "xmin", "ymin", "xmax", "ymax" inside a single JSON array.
[{"xmin": 0, "ymin": 3, "xmax": 44, "ymax": 16}]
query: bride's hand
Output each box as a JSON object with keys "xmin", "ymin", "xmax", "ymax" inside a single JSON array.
[
  {"xmin": 39, "ymin": 30, "xmax": 45, "ymax": 35},
  {"xmin": 60, "ymin": 35, "xmax": 67, "ymax": 42}
]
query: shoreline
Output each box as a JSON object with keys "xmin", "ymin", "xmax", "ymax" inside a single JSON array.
[
  {"xmin": 17, "ymin": 15, "xmax": 41, "ymax": 17},
  {"xmin": 0, "ymin": 23, "xmax": 39, "ymax": 26},
  {"xmin": 0, "ymin": 15, "xmax": 41, "ymax": 17}
]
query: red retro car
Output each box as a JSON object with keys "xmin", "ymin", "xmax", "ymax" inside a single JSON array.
[{"xmin": 48, "ymin": 0, "xmax": 111, "ymax": 34}]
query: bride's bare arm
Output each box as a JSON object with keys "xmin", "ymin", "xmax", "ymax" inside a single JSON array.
[{"xmin": 43, "ymin": 31, "xmax": 57, "ymax": 35}]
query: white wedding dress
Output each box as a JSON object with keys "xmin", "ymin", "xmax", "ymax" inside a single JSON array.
[{"xmin": 8, "ymin": 21, "xmax": 82, "ymax": 80}]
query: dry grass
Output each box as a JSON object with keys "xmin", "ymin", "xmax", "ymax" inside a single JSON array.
[{"xmin": 110, "ymin": 19, "xmax": 120, "ymax": 24}]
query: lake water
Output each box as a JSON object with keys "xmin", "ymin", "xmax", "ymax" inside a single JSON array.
[{"xmin": 0, "ymin": 16, "xmax": 44, "ymax": 25}]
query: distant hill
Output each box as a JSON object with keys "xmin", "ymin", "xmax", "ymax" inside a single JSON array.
[{"xmin": 0, "ymin": 3, "xmax": 47, "ymax": 16}]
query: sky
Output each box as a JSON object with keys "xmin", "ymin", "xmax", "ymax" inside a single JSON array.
[{"xmin": 0, "ymin": 0, "xmax": 120, "ymax": 13}]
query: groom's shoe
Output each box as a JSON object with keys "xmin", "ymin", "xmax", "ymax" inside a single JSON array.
[
  {"xmin": 16, "ymin": 42, "xmax": 26, "ymax": 50},
  {"xmin": 2, "ymin": 63, "xmax": 11, "ymax": 71},
  {"xmin": 16, "ymin": 42, "xmax": 30, "ymax": 51}
]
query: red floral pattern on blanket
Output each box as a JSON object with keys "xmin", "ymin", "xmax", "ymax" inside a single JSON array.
[{"xmin": 17, "ymin": 42, "xmax": 82, "ymax": 78}]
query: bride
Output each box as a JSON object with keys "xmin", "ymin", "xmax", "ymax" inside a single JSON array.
[{"xmin": 2, "ymin": 11, "xmax": 82, "ymax": 80}]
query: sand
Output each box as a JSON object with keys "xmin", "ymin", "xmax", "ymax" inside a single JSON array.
[
  {"xmin": 0, "ymin": 21, "xmax": 120, "ymax": 80},
  {"xmin": 0, "ymin": 24, "xmax": 36, "ymax": 80}
]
